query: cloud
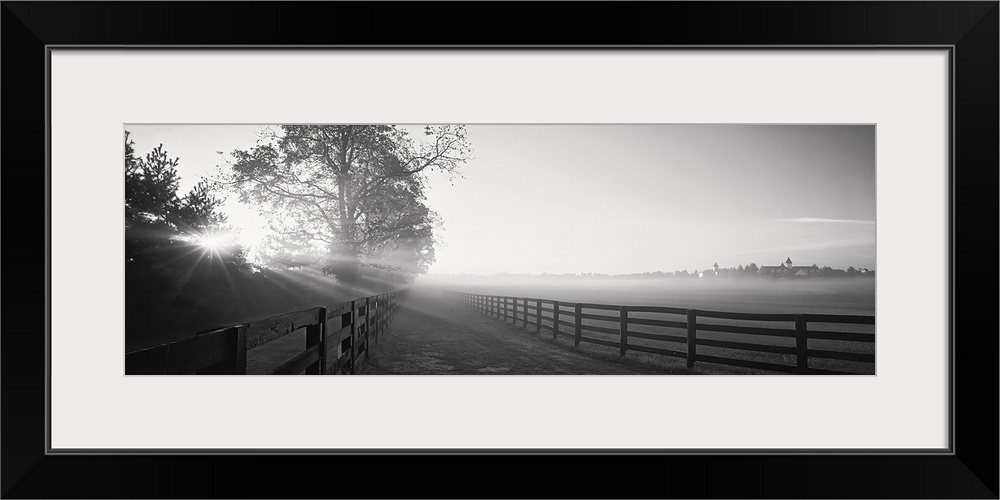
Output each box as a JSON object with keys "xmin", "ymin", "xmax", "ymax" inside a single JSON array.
[
  {"xmin": 772, "ymin": 217, "xmax": 875, "ymax": 224},
  {"xmin": 746, "ymin": 233, "xmax": 876, "ymax": 255}
]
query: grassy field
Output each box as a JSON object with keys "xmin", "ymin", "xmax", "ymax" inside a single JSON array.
[
  {"xmin": 431, "ymin": 278, "xmax": 876, "ymax": 375},
  {"xmin": 434, "ymin": 278, "xmax": 875, "ymax": 315}
]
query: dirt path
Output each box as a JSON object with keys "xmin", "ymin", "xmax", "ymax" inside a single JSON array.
[{"xmin": 358, "ymin": 290, "xmax": 692, "ymax": 375}]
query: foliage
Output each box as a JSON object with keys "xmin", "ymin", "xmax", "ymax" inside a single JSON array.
[
  {"xmin": 124, "ymin": 131, "xmax": 250, "ymax": 337},
  {"xmin": 220, "ymin": 125, "xmax": 472, "ymax": 288}
]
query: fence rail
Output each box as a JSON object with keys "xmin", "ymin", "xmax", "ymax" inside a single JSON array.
[
  {"xmin": 125, "ymin": 290, "xmax": 408, "ymax": 375},
  {"xmin": 449, "ymin": 291, "xmax": 874, "ymax": 375}
]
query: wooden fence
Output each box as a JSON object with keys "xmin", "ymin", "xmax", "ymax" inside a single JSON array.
[
  {"xmin": 125, "ymin": 290, "xmax": 407, "ymax": 375},
  {"xmin": 449, "ymin": 292, "xmax": 875, "ymax": 375}
]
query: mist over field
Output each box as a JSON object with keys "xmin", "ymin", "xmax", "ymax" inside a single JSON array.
[{"xmin": 416, "ymin": 275, "xmax": 876, "ymax": 316}]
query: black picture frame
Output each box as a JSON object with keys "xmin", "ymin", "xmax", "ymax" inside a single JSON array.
[{"xmin": 3, "ymin": 2, "xmax": 996, "ymax": 498}]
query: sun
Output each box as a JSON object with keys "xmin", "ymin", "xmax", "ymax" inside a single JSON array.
[
  {"xmin": 198, "ymin": 232, "xmax": 230, "ymax": 250},
  {"xmin": 188, "ymin": 229, "xmax": 233, "ymax": 256}
]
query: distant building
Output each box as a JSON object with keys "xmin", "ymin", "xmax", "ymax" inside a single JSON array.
[
  {"xmin": 758, "ymin": 257, "xmax": 822, "ymax": 279},
  {"xmin": 700, "ymin": 262, "xmax": 721, "ymax": 278}
]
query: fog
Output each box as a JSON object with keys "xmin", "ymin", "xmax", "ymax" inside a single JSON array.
[{"xmin": 414, "ymin": 274, "xmax": 875, "ymax": 316}]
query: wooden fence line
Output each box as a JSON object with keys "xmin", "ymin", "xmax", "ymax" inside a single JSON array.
[
  {"xmin": 450, "ymin": 291, "xmax": 875, "ymax": 375},
  {"xmin": 125, "ymin": 290, "xmax": 408, "ymax": 375}
]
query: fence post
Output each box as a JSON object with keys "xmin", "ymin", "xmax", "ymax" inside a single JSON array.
[
  {"xmin": 350, "ymin": 299, "xmax": 357, "ymax": 374},
  {"xmin": 365, "ymin": 296, "xmax": 371, "ymax": 356},
  {"xmin": 371, "ymin": 296, "xmax": 378, "ymax": 345},
  {"xmin": 321, "ymin": 307, "xmax": 328, "ymax": 374},
  {"xmin": 512, "ymin": 297, "xmax": 518, "ymax": 325},
  {"xmin": 306, "ymin": 307, "xmax": 326, "ymax": 375},
  {"xmin": 536, "ymin": 299, "xmax": 542, "ymax": 333},
  {"xmin": 234, "ymin": 325, "xmax": 248, "ymax": 375},
  {"xmin": 376, "ymin": 295, "xmax": 382, "ymax": 343},
  {"xmin": 574, "ymin": 304, "xmax": 582, "ymax": 347},
  {"xmin": 795, "ymin": 315, "xmax": 808, "ymax": 374},
  {"xmin": 553, "ymin": 301, "xmax": 560, "ymax": 339},
  {"xmin": 686, "ymin": 310, "xmax": 697, "ymax": 369},
  {"xmin": 619, "ymin": 306, "xmax": 628, "ymax": 356},
  {"xmin": 523, "ymin": 298, "xmax": 529, "ymax": 328}
]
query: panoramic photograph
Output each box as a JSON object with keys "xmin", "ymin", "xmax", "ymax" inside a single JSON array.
[{"xmin": 124, "ymin": 124, "xmax": 876, "ymax": 375}]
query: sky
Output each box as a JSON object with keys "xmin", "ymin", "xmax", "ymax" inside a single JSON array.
[{"xmin": 126, "ymin": 124, "xmax": 876, "ymax": 275}]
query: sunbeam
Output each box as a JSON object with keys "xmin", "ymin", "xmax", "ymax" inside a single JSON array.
[{"xmin": 197, "ymin": 231, "xmax": 230, "ymax": 251}]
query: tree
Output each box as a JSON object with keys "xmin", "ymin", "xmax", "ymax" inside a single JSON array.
[
  {"xmin": 220, "ymin": 125, "xmax": 472, "ymax": 288},
  {"xmin": 125, "ymin": 131, "xmax": 248, "ymax": 337},
  {"xmin": 126, "ymin": 133, "xmax": 236, "ymax": 260}
]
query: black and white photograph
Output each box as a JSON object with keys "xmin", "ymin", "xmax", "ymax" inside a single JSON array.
[
  {"xmin": 124, "ymin": 124, "xmax": 876, "ymax": 375},
  {"xmin": 8, "ymin": 0, "xmax": 996, "ymax": 496}
]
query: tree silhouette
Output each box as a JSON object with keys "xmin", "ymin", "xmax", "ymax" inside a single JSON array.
[{"xmin": 125, "ymin": 131, "xmax": 248, "ymax": 337}]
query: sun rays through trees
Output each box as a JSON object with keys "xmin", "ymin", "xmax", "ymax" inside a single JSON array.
[
  {"xmin": 124, "ymin": 131, "xmax": 252, "ymax": 340},
  {"xmin": 218, "ymin": 125, "xmax": 473, "ymax": 289},
  {"xmin": 124, "ymin": 125, "xmax": 472, "ymax": 345}
]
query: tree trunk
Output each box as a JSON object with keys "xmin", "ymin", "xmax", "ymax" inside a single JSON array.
[{"xmin": 333, "ymin": 127, "xmax": 361, "ymax": 290}]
